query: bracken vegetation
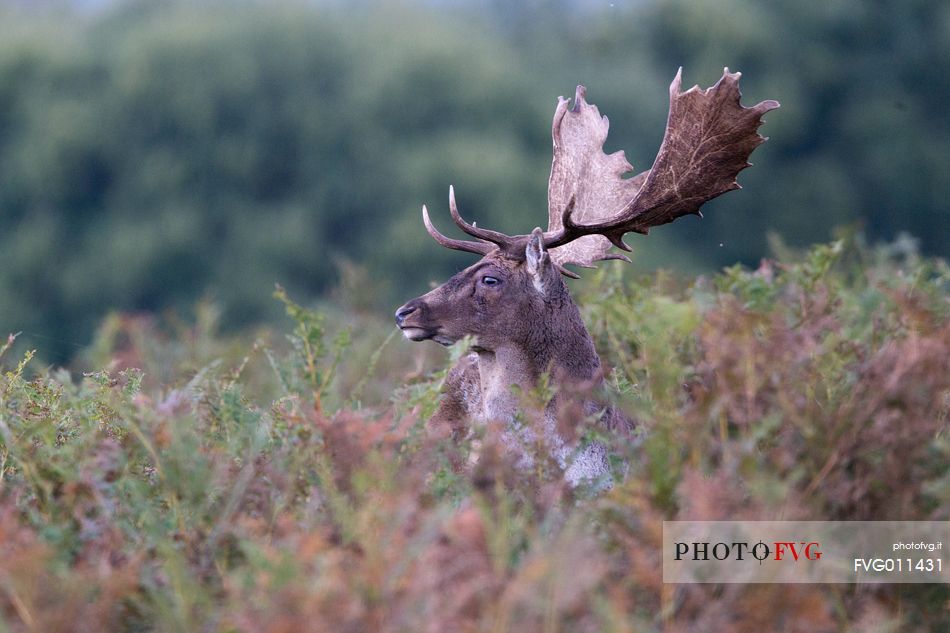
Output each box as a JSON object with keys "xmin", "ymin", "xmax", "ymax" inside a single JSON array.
[{"xmin": 0, "ymin": 238, "xmax": 947, "ymax": 632}]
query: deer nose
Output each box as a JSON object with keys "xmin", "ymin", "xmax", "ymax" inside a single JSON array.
[{"xmin": 394, "ymin": 302, "xmax": 418, "ymax": 326}]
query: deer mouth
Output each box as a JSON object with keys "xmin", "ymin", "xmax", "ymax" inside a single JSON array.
[
  {"xmin": 398, "ymin": 325, "xmax": 456, "ymax": 347},
  {"xmin": 395, "ymin": 301, "xmax": 457, "ymax": 346},
  {"xmin": 399, "ymin": 326, "xmax": 432, "ymax": 342}
]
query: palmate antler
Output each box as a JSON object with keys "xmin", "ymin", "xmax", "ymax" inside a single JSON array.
[{"xmin": 422, "ymin": 68, "xmax": 779, "ymax": 274}]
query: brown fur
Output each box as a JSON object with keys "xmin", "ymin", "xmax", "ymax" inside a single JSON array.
[
  {"xmin": 395, "ymin": 70, "xmax": 777, "ymax": 484},
  {"xmin": 396, "ymin": 234, "xmax": 629, "ymax": 485}
]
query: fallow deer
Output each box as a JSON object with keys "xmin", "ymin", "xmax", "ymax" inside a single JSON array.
[{"xmin": 395, "ymin": 69, "xmax": 778, "ymax": 486}]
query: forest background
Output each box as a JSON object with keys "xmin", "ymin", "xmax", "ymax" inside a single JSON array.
[{"xmin": 0, "ymin": 0, "xmax": 947, "ymax": 363}]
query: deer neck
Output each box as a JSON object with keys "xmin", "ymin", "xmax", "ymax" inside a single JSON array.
[
  {"xmin": 473, "ymin": 293, "xmax": 601, "ymax": 422},
  {"xmin": 473, "ymin": 345, "xmax": 534, "ymax": 422}
]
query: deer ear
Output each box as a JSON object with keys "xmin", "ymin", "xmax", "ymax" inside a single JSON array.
[{"xmin": 525, "ymin": 227, "xmax": 551, "ymax": 295}]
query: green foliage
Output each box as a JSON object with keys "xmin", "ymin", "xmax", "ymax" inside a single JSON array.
[
  {"xmin": 1, "ymin": 0, "xmax": 948, "ymax": 363},
  {"xmin": 0, "ymin": 1, "xmax": 547, "ymax": 362},
  {"xmin": 273, "ymin": 284, "xmax": 350, "ymax": 412},
  {"xmin": 0, "ymin": 240, "xmax": 946, "ymax": 631}
]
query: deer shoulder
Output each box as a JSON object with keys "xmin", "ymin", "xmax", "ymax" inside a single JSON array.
[{"xmin": 431, "ymin": 352, "xmax": 480, "ymax": 441}]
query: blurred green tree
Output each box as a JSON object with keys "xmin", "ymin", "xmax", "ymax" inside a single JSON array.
[
  {"xmin": 0, "ymin": 0, "xmax": 945, "ymax": 363},
  {"xmin": 0, "ymin": 2, "xmax": 548, "ymax": 361}
]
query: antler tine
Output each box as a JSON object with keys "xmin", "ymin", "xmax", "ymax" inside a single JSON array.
[
  {"xmin": 449, "ymin": 185, "xmax": 515, "ymax": 248},
  {"xmin": 541, "ymin": 195, "xmax": 576, "ymax": 248},
  {"xmin": 422, "ymin": 204, "xmax": 494, "ymax": 256},
  {"xmin": 545, "ymin": 195, "xmax": 640, "ymax": 252},
  {"xmin": 553, "ymin": 262, "xmax": 581, "ymax": 279}
]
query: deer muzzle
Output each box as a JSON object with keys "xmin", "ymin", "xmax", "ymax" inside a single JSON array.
[
  {"xmin": 395, "ymin": 299, "xmax": 433, "ymax": 342},
  {"xmin": 394, "ymin": 298, "xmax": 457, "ymax": 346}
]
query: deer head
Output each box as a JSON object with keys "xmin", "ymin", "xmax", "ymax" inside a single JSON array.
[
  {"xmin": 396, "ymin": 68, "xmax": 779, "ymax": 361},
  {"xmin": 394, "ymin": 196, "xmax": 564, "ymax": 352}
]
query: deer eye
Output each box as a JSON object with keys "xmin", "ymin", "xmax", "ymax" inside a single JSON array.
[{"xmin": 481, "ymin": 275, "xmax": 501, "ymax": 287}]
